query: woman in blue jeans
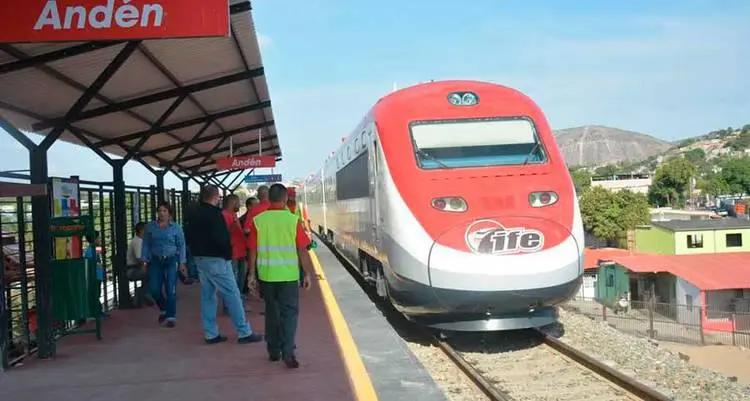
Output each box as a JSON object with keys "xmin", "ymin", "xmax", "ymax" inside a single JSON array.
[{"xmin": 140, "ymin": 201, "xmax": 187, "ymax": 328}]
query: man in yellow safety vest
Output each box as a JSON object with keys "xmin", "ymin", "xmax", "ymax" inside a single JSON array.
[{"xmin": 248, "ymin": 183, "xmax": 314, "ymax": 369}]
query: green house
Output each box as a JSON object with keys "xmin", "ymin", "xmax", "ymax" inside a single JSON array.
[
  {"xmin": 595, "ymin": 262, "xmax": 630, "ymax": 307},
  {"xmin": 634, "ymin": 219, "xmax": 750, "ymax": 255}
]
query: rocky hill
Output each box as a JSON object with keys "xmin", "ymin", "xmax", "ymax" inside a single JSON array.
[{"xmin": 554, "ymin": 125, "xmax": 673, "ymax": 167}]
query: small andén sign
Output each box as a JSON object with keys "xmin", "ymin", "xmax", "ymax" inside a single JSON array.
[{"xmin": 216, "ymin": 155, "xmax": 276, "ymax": 170}]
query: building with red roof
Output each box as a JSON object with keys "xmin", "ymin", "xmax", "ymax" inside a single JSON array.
[{"xmin": 594, "ymin": 251, "xmax": 750, "ymax": 332}]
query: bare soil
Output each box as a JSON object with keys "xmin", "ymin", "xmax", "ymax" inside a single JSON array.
[{"xmin": 661, "ymin": 342, "xmax": 750, "ymax": 386}]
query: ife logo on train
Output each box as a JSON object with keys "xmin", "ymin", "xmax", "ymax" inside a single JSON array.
[{"xmin": 0, "ymin": 0, "xmax": 230, "ymax": 43}]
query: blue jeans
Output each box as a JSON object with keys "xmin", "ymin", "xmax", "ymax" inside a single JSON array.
[
  {"xmin": 186, "ymin": 250, "xmax": 199, "ymax": 280},
  {"xmin": 195, "ymin": 256, "xmax": 253, "ymax": 339},
  {"xmin": 148, "ymin": 256, "xmax": 178, "ymax": 320}
]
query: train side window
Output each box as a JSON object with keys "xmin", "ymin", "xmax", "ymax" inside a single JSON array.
[
  {"xmin": 373, "ymin": 140, "xmax": 379, "ymax": 173},
  {"xmin": 354, "ymin": 137, "xmax": 360, "ymax": 153},
  {"xmin": 336, "ymin": 151, "xmax": 369, "ymax": 200}
]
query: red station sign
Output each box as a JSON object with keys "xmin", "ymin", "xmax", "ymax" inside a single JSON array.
[
  {"xmin": 216, "ymin": 155, "xmax": 276, "ymax": 171},
  {"xmin": 0, "ymin": 0, "xmax": 230, "ymax": 43}
]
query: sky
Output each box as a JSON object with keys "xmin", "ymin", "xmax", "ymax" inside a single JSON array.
[{"xmin": 1, "ymin": 0, "xmax": 749, "ymax": 189}]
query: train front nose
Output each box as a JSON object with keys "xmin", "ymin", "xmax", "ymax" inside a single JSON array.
[{"xmin": 423, "ymin": 215, "xmax": 582, "ymax": 328}]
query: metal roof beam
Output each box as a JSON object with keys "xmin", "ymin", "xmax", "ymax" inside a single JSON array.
[
  {"xmin": 225, "ymin": 171, "xmax": 244, "ymax": 191},
  {"xmin": 124, "ymin": 95, "xmax": 187, "ymax": 161},
  {"xmin": 141, "ymin": 120, "xmax": 275, "ymax": 158},
  {"xmin": 0, "ymin": 42, "xmax": 124, "ymax": 75},
  {"xmin": 41, "ymin": 41, "xmax": 141, "ymax": 151},
  {"xmin": 32, "ymin": 68, "xmax": 264, "ymax": 131},
  {"xmin": 93, "ymin": 100, "xmax": 271, "ymax": 148}
]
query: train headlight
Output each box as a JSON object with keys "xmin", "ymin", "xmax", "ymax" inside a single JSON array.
[
  {"xmin": 447, "ymin": 91, "xmax": 479, "ymax": 106},
  {"xmin": 432, "ymin": 196, "xmax": 467, "ymax": 212},
  {"xmin": 461, "ymin": 92, "xmax": 478, "ymax": 105},
  {"xmin": 529, "ymin": 191, "xmax": 558, "ymax": 207},
  {"xmin": 448, "ymin": 93, "xmax": 463, "ymax": 106}
]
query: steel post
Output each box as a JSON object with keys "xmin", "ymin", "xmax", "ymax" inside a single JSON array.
[
  {"xmin": 156, "ymin": 171, "xmax": 166, "ymax": 205},
  {"xmin": 0, "ymin": 224, "xmax": 6, "ymax": 370},
  {"xmin": 112, "ymin": 161, "xmax": 132, "ymax": 309},
  {"xmin": 30, "ymin": 147, "xmax": 54, "ymax": 358},
  {"xmin": 181, "ymin": 178, "xmax": 190, "ymax": 224}
]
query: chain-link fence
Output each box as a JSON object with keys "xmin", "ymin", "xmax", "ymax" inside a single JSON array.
[{"xmin": 566, "ymin": 296, "xmax": 750, "ymax": 347}]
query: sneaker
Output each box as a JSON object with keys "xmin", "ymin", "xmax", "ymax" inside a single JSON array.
[
  {"xmin": 238, "ymin": 333, "xmax": 263, "ymax": 344},
  {"xmin": 158, "ymin": 314, "xmax": 167, "ymax": 324},
  {"xmin": 205, "ymin": 335, "xmax": 228, "ymax": 345},
  {"xmin": 269, "ymin": 352, "xmax": 281, "ymax": 362},
  {"xmin": 166, "ymin": 320, "xmax": 176, "ymax": 328},
  {"xmin": 183, "ymin": 278, "xmax": 194, "ymax": 285},
  {"xmin": 283, "ymin": 357, "xmax": 300, "ymax": 369}
]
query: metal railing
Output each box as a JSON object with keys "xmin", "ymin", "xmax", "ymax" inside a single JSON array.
[
  {"xmin": 2, "ymin": 178, "xmax": 191, "ymax": 365},
  {"xmin": 566, "ymin": 296, "xmax": 750, "ymax": 347}
]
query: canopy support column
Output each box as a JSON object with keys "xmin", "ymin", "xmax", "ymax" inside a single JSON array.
[
  {"xmin": 181, "ymin": 177, "xmax": 190, "ymax": 224},
  {"xmin": 156, "ymin": 170, "xmax": 166, "ymax": 205},
  {"xmin": 112, "ymin": 160, "xmax": 132, "ymax": 309},
  {"xmin": 30, "ymin": 146, "xmax": 54, "ymax": 358}
]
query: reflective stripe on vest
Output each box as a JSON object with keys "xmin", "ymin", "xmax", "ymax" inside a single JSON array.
[{"xmin": 254, "ymin": 210, "xmax": 300, "ymax": 282}]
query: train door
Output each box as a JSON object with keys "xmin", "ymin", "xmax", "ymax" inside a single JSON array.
[{"xmin": 367, "ymin": 127, "xmax": 381, "ymax": 249}]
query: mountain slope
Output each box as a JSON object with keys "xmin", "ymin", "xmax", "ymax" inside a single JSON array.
[{"xmin": 554, "ymin": 125, "xmax": 673, "ymax": 167}]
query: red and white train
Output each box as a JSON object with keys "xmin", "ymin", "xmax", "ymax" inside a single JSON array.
[{"xmin": 302, "ymin": 81, "xmax": 583, "ymax": 331}]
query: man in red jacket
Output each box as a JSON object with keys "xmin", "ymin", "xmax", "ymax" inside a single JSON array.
[
  {"xmin": 243, "ymin": 185, "xmax": 270, "ymax": 296},
  {"xmin": 222, "ymin": 194, "xmax": 248, "ymax": 310}
]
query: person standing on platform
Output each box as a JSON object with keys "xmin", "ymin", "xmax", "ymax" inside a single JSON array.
[
  {"xmin": 249, "ymin": 183, "xmax": 314, "ymax": 368},
  {"xmin": 244, "ymin": 185, "xmax": 271, "ymax": 296},
  {"xmin": 286, "ymin": 187, "xmax": 311, "ymax": 286},
  {"xmin": 140, "ymin": 202, "xmax": 187, "ymax": 328},
  {"xmin": 239, "ymin": 197, "xmax": 259, "ymax": 228},
  {"xmin": 187, "ymin": 185, "xmax": 262, "ymax": 345},
  {"xmin": 126, "ymin": 222, "xmax": 154, "ymax": 307},
  {"xmin": 222, "ymin": 194, "xmax": 249, "ymax": 310}
]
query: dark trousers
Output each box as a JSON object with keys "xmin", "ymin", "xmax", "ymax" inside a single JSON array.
[{"xmin": 261, "ymin": 281, "xmax": 299, "ymax": 359}]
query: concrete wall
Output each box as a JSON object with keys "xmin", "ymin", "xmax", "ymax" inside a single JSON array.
[
  {"xmin": 577, "ymin": 273, "xmax": 597, "ymax": 298},
  {"xmin": 675, "ymin": 278, "xmax": 702, "ymax": 325},
  {"xmin": 675, "ymin": 231, "xmax": 717, "ymax": 254},
  {"xmin": 591, "ymin": 178, "xmax": 651, "ymax": 194},
  {"xmin": 673, "ymin": 229, "xmax": 750, "ymax": 254},
  {"xmin": 634, "ymin": 225, "xmax": 675, "ymax": 254},
  {"xmin": 713, "ymin": 229, "xmax": 750, "ymax": 253}
]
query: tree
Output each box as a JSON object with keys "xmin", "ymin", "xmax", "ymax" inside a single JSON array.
[
  {"xmin": 579, "ymin": 187, "xmax": 650, "ymax": 246},
  {"xmin": 569, "ymin": 168, "xmax": 592, "ymax": 194},
  {"xmin": 594, "ymin": 164, "xmax": 618, "ymax": 177},
  {"xmin": 726, "ymin": 130, "xmax": 750, "ymax": 151},
  {"xmin": 648, "ymin": 157, "xmax": 696, "ymax": 207},
  {"xmin": 698, "ymin": 174, "xmax": 730, "ymax": 197},
  {"xmin": 684, "ymin": 148, "xmax": 705, "ymax": 165},
  {"xmin": 720, "ymin": 157, "xmax": 750, "ymax": 194}
]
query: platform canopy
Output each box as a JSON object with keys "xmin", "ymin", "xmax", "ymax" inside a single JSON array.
[{"xmin": 0, "ymin": 0, "xmax": 280, "ymax": 178}]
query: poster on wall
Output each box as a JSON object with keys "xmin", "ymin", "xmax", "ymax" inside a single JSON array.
[
  {"xmin": 51, "ymin": 177, "xmax": 80, "ymax": 217},
  {"xmin": 50, "ymin": 177, "xmax": 82, "ymax": 260}
]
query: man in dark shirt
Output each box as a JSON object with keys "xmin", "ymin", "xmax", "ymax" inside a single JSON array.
[{"xmin": 186, "ymin": 185, "xmax": 262, "ymax": 345}]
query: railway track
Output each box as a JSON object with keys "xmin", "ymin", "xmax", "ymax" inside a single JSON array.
[
  {"xmin": 316, "ymin": 236, "xmax": 671, "ymax": 401},
  {"xmin": 434, "ymin": 329, "xmax": 672, "ymax": 401}
]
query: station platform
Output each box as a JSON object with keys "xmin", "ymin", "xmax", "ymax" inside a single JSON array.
[{"xmin": 0, "ymin": 245, "xmax": 445, "ymax": 401}]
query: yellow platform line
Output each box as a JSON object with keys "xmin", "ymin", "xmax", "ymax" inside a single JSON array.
[{"xmin": 310, "ymin": 251, "xmax": 379, "ymax": 401}]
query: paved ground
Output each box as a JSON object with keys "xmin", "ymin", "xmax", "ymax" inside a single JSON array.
[{"xmin": 0, "ymin": 275, "xmax": 354, "ymax": 401}]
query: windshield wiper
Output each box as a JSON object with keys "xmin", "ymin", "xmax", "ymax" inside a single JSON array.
[
  {"xmin": 523, "ymin": 143, "xmax": 541, "ymax": 165},
  {"xmin": 416, "ymin": 149, "xmax": 451, "ymax": 169}
]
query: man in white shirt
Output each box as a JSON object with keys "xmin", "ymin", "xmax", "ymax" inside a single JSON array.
[{"xmin": 127, "ymin": 222, "xmax": 153, "ymax": 306}]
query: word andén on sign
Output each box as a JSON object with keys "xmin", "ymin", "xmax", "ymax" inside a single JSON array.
[
  {"xmin": 35, "ymin": 0, "xmax": 164, "ymax": 31},
  {"xmin": 216, "ymin": 155, "xmax": 276, "ymax": 170}
]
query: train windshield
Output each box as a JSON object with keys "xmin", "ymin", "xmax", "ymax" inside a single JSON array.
[{"xmin": 410, "ymin": 118, "xmax": 546, "ymax": 169}]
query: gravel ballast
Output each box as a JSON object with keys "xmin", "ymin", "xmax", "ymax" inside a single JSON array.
[{"xmin": 543, "ymin": 307, "xmax": 750, "ymax": 401}]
